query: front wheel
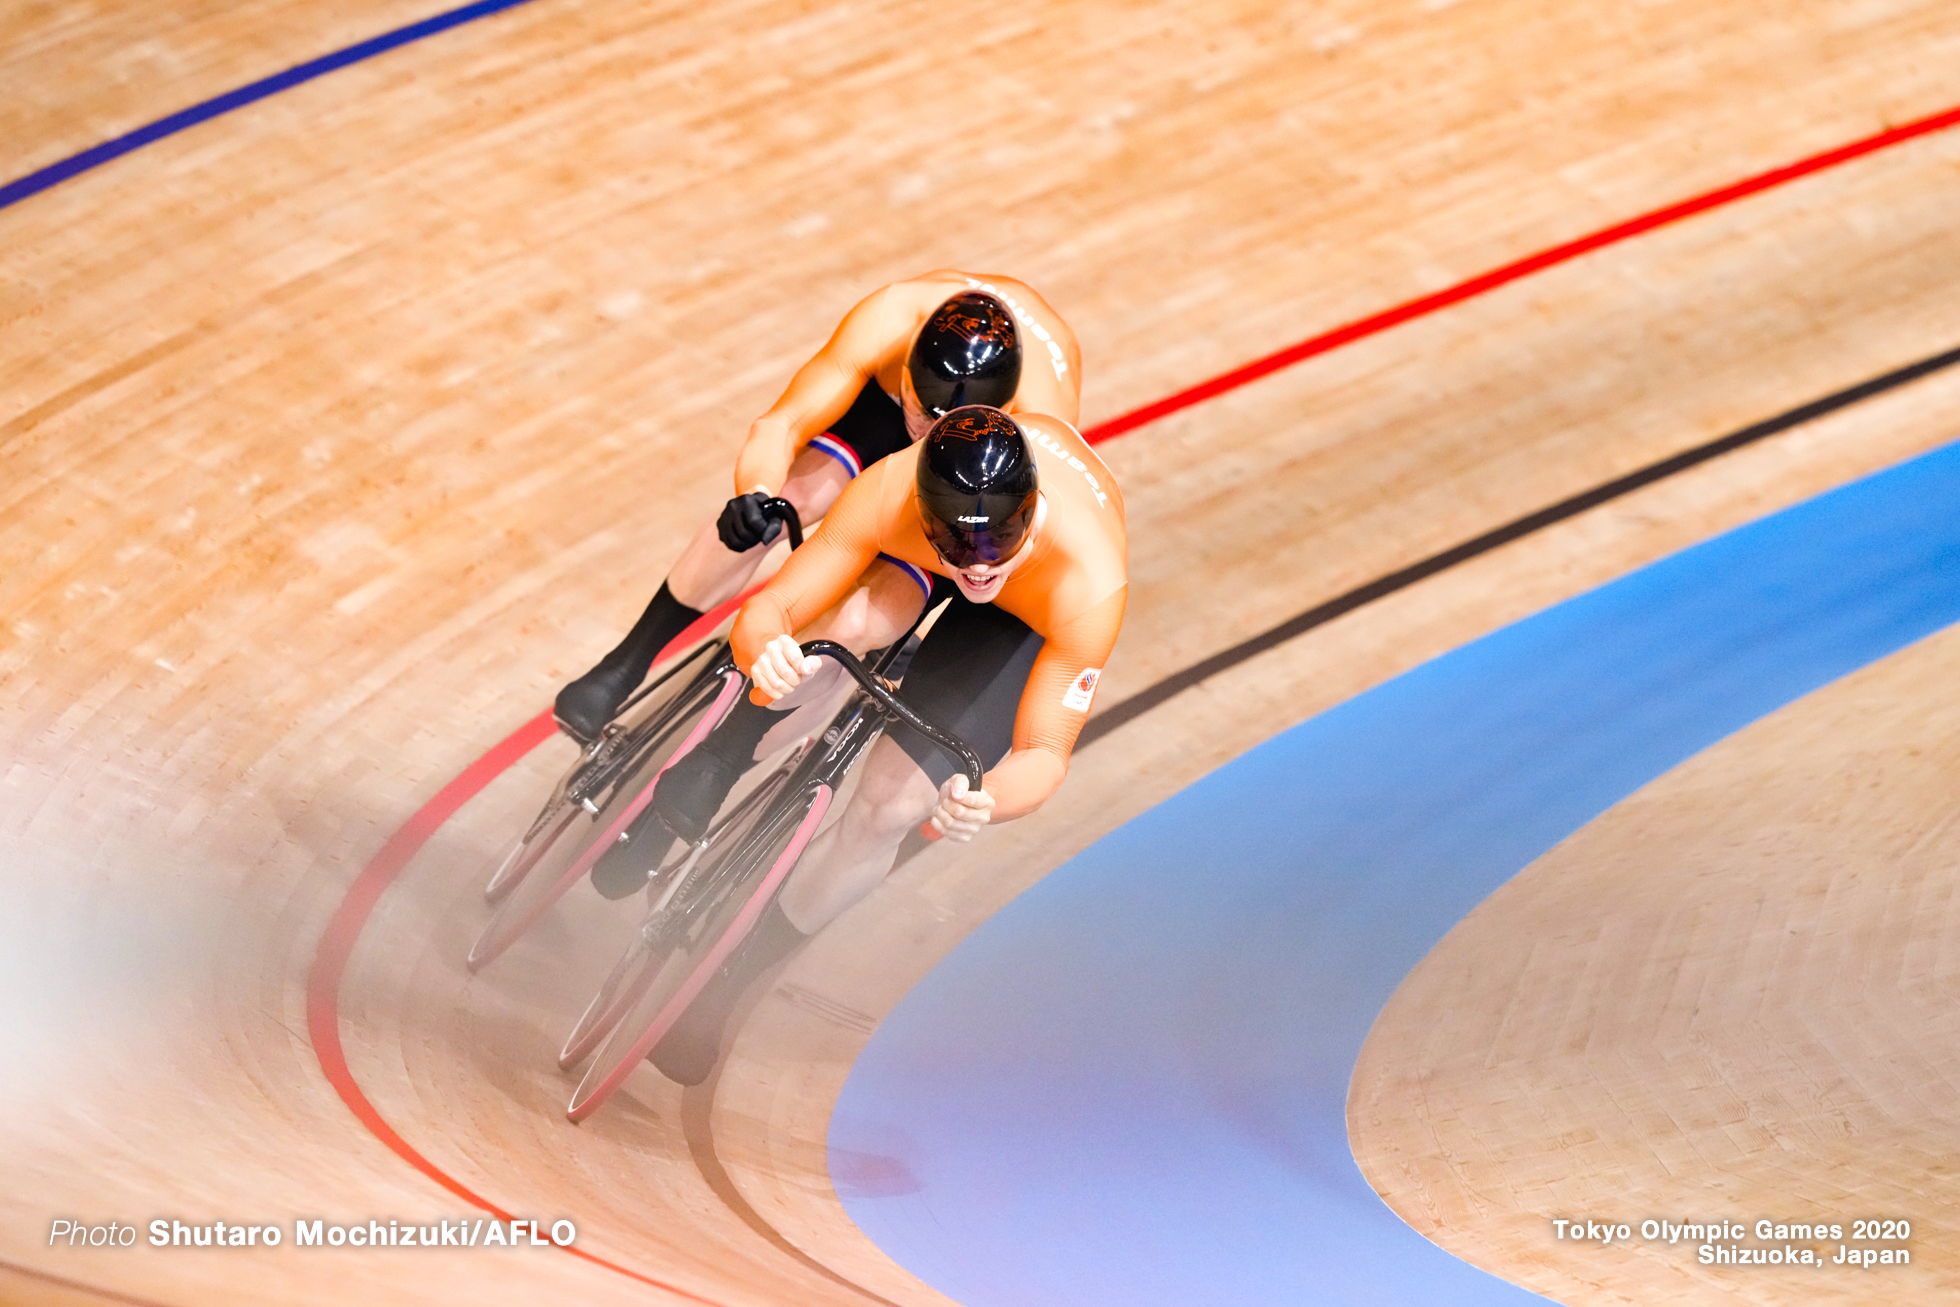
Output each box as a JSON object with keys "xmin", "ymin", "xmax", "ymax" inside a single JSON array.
[
  {"xmin": 555, "ymin": 853, "xmax": 690, "ymax": 1068},
  {"xmin": 479, "ymin": 724, "xmax": 605, "ymax": 905},
  {"xmin": 483, "ymin": 802, "xmax": 580, "ymax": 905},
  {"xmin": 465, "ymin": 668, "xmax": 743, "ymax": 971},
  {"xmin": 565, "ymin": 780, "xmax": 833, "ymax": 1122}
]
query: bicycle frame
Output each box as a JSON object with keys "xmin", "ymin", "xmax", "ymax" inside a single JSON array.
[
  {"xmin": 564, "ymin": 640, "xmax": 735, "ymax": 817},
  {"xmin": 651, "ymin": 639, "xmax": 984, "ymax": 936},
  {"xmin": 548, "ymin": 495, "xmax": 803, "ymax": 823}
]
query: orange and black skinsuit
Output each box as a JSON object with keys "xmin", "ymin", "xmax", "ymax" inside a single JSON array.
[{"xmin": 735, "ymin": 412, "xmax": 1126, "ymax": 819}]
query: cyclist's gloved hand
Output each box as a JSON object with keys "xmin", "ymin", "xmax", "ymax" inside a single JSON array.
[
  {"xmin": 718, "ymin": 491, "xmax": 785, "ymax": 552},
  {"xmin": 749, "ymin": 633, "xmax": 822, "ymax": 703},
  {"xmin": 929, "ymin": 774, "xmax": 995, "ymax": 843}
]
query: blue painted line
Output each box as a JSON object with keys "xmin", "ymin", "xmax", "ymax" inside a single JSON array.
[
  {"xmin": 0, "ymin": 0, "xmax": 542, "ymax": 213},
  {"xmin": 832, "ymin": 438, "xmax": 1960, "ymax": 1305}
]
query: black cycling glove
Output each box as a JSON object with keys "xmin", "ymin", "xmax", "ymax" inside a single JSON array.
[{"xmin": 718, "ymin": 491, "xmax": 785, "ymax": 552}]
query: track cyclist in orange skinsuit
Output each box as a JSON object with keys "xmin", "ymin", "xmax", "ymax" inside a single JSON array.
[
  {"xmin": 553, "ymin": 271, "xmax": 1082, "ymax": 743},
  {"xmin": 645, "ymin": 405, "xmax": 1127, "ymax": 1084}
]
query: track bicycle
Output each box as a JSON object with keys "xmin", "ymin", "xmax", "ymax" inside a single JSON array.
[
  {"xmin": 560, "ymin": 640, "xmax": 982, "ymax": 1122},
  {"xmin": 464, "ymin": 502, "xmax": 803, "ymax": 971}
]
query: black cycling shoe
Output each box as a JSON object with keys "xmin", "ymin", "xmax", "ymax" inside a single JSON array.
[
  {"xmin": 648, "ymin": 992, "xmax": 726, "ymax": 1086},
  {"xmin": 651, "ymin": 745, "xmax": 745, "ymax": 845},
  {"xmin": 648, "ymin": 903, "xmax": 805, "ymax": 1086},
  {"xmin": 588, "ymin": 805, "xmax": 674, "ymax": 900},
  {"xmin": 554, "ymin": 659, "xmax": 644, "ymax": 743},
  {"xmin": 557, "ymin": 583, "xmax": 709, "ymax": 740}
]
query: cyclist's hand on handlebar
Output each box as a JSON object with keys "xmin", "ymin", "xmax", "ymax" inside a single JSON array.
[
  {"xmin": 750, "ymin": 633, "xmax": 822, "ymax": 702},
  {"xmin": 929, "ymin": 774, "xmax": 995, "ymax": 843},
  {"xmin": 718, "ymin": 490, "xmax": 785, "ymax": 552}
]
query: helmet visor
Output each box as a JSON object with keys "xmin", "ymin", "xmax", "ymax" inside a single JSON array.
[{"xmin": 920, "ymin": 493, "xmax": 1036, "ymax": 569}]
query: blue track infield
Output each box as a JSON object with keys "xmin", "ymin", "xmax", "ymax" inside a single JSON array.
[{"xmin": 831, "ymin": 436, "xmax": 1960, "ymax": 1305}]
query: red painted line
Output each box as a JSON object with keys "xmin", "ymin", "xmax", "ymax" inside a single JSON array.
[
  {"xmin": 1080, "ymin": 101, "xmax": 1960, "ymax": 445},
  {"xmin": 305, "ymin": 598, "xmax": 751, "ymax": 1305},
  {"xmin": 309, "ymin": 100, "xmax": 1960, "ymax": 1294}
]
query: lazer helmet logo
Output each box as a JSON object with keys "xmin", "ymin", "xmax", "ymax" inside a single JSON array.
[{"xmin": 957, "ymin": 515, "xmax": 990, "ymax": 524}]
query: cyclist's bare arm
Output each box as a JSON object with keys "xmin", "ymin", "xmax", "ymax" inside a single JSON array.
[
  {"xmin": 982, "ymin": 587, "xmax": 1125, "ymax": 820},
  {"xmin": 733, "ymin": 476, "xmax": 890, "ymax": 701},
  {"xmin": 733, "ymin": 285, "xmax": 901, "ymax": 497}
]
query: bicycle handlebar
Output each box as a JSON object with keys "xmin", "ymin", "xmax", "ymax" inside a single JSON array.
[
  {"xmin": 799, "ymin": 640, "xmax": 984, "ymax": 792},
  {"xmin": 758, "ymin": 497, "xmax": 804, "ymax": 550}
]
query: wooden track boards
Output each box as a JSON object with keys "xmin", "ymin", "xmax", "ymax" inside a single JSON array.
[
  {"xmin": 1351, "ymin": 616, "xmax": 1960, "ymax": 1304},
  {"xmin": 5, "ymin": 1, "xmax": 1960, "ymax": 1303}
]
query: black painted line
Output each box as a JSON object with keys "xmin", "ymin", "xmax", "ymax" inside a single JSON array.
[
  {"xmin": 0, "ymin": 0, "xmax": 542, "ymax": 212},
  {"xmin": 1081, "ymin": 341, "xmax": 1960, "ymax": 746},
  {"xmin": 679, "ymin": 1084, "xmax": 902, "ymax": 1307}
]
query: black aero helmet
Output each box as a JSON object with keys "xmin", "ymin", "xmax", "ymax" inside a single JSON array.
[
  {"xmin": 908, "ymin": 291, "xmax": 1022, "ymax": 419},
  {"xmin": 915, "ymin": 406, "xmax": 1038, "ymax": 568}
]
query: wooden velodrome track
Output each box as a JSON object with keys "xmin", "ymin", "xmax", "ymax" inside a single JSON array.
[{"xmin": 6, "ymin": 0, "xmax": 1960, "ymax": 1303}]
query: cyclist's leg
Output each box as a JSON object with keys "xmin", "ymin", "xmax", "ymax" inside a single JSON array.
[
  {"xmin": 666, "ymin": 448, "xmax": 854, "ymax": 610},
  {"xmin": 778, "ymin": 596, "xmax": 1041, "ymax": 932},
  {"xmin": 555, "ymin": 447, "xmax": 851, "ymax": 740},
  {"xmin": 751, "ymin": 557, "xmax": 937, "ymax": 762},
  {"xmin": 776, "ymin": 734, "xmax": 939, "ymax": 931}
]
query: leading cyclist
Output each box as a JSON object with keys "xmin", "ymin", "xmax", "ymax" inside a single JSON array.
[
  {"xmin": 553, "ymin": 271, "xmax": 1082, "ymax": 743},
  {"xmin": 646, "ymin": 404, "xmax": 1126, "ymax": 1084}
]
